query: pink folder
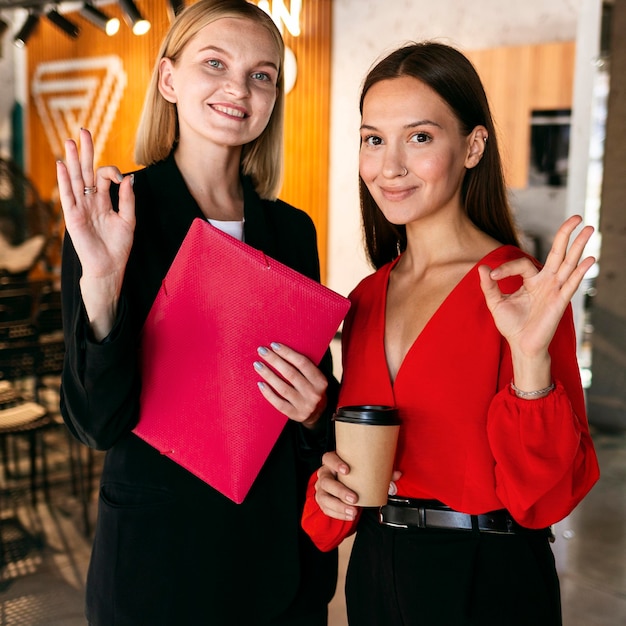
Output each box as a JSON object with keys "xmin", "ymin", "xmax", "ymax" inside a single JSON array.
[{"xmin": 133, "ymin": 218, "xmax": 350, "ymax": 503}]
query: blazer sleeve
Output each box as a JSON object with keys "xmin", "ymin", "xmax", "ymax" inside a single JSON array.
[
  {"xmin": 487, "ymin": 304, "xmax": 600, "ymax": 528},
  {"xmin": 60, "ymin": 232, "xmax": 142, "ymax": 450}
]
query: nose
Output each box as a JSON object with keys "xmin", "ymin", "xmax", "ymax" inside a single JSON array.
[
  {"xmin": 381, "ymin": 146, "xmax": 407, "ymax": 179},
  {"xmin": 224, "ymin": 73, "xmax": 250, "ymax": 98}
]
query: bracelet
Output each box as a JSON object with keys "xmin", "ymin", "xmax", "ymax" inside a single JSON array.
[{"xmin": 510, "ymin": 380, "xmax": 555, "ymax": 399}]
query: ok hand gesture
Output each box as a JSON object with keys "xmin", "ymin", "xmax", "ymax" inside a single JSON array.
[
  {"xmin": 56, "ymin": 128, "xmax": 136, "ymax": 340},
  {"xmin": 478, "ymin": 215, "xmax": 595, "ymax": 361}
]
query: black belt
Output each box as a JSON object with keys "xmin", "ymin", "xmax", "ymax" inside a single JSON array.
[{"xmin": 379, "ymin": 496, "xmax": 552, "ymax": 537}]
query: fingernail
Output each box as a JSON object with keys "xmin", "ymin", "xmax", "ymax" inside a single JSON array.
[
  {"xmin": 346, "ymin": 494, "xmax": 356, "ymax": 504},
  {"xmin": 339, "ymin": 464, "xmax": 349, "ymax": 475},
  {"xmin": 253, "ymin": 361, "xmax": 263, "ymax": 372},
  {"xmin": 270, "ymin": 342, "xmax": 281, "ymax": 351},
  {"xmin": 257, "ymin": 346, "xmax": 269, "ymax": 356},
  {"xmin": 129, "ymin": 173, "xmax": 135, "ymax": 187},
  {"xmin": 116, "ymin": 173, "xmax": 124, "ymax": 183},
  {"xmin": 345, "ymin": 509, "xmax": 356, "ymax": 520},
  {"xmin": 257, "ymin": 381, "xmax": 266, "ymax": 391}
]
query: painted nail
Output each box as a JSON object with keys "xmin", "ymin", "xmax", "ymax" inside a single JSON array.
[
  {"xmin": 270, "ymin": 342, "xmax": 281, "ymax": 351},
  {"xmin": 253, "ymin": 361, "xmax": 264, "ymax": 372},
  {"xmin": 257, "ymin": 381, "xmax": 266, "ymax": 391},
  {"xmin": 257, "ymin": 346, "xmax": 269, "ymax": 356}
]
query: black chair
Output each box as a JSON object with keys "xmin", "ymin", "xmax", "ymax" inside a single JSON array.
[
  {"xmin": 0, "ymin": 285, "xmax": 54, "ymax": 507},
  {"xmin": 34, "ymin": 283, "xmax": 96, "ymax": 537}
]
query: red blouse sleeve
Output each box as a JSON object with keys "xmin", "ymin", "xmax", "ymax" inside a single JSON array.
[
  {"xmin": 301, "ymin": 472, "xmax": 360, "ymax": 552},
  {"xmin": 487, "ymin": 305, "xmax": 600, "ymax": 528}
]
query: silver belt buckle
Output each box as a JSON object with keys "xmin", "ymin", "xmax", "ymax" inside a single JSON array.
[{"xmin": 379, "ymin": 504, "xmax": 409, "ymax": 529}]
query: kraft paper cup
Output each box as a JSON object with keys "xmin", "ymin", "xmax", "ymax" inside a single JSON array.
[{"xmin": 333, "ymin": 405, "xmax": 401, "ymax": 507}]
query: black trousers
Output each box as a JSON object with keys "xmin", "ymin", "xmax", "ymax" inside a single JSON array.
[
  {"xmin": 271, "ymin": 607, "xmax": 328, "ymax": 626},
  {"xmin": 345, "ymin": 509, "xmax": 561, "ymax": 626}
]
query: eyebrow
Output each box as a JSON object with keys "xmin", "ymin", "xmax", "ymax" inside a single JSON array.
[
  {"xmin": 197, "ymin": 45, "xmax": 279, "ymax": 71},
  {"xmin": 360, "ymin": 120, "xmax": 442, "ymax": 132}
]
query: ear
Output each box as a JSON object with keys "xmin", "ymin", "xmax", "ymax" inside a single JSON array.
[
  {"xmin": 465, "ymin": 125, "xmax": 488, "ymax": 169},
  {"xmin": 158, "ymin": 57, "xmax": 177, "ymax": 104}
]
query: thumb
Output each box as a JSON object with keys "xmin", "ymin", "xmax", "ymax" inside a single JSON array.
[
  {"xmin": 478, "ymin": 264, "xmax": 501, "ymax": 310},
  {"xmin": 117, "ymin": 174, "xmax": 136, "ymax": 226}
]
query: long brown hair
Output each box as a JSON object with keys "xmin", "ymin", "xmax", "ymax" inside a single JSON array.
[{"xmin": 359, "ymin": 42, "xmax": 521, "ymax": 269}]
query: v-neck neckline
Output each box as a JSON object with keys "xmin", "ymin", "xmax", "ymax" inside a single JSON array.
[{"xmin": 381, "ymin": 245, "xmax": 509, "ymax": 388}]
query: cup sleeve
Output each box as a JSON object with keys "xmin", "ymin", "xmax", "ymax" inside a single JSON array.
[{"xmin": 301, "ymin": 471, "xmax": 360, "ymax": 552}]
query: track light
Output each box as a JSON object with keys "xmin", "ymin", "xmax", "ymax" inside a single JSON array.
[
  {"xmin": 118, "ymin": 0, "xmax": 151, "ymax": 35},
  {"xmin": 46, "ymin": 9, "xmax": 80, "ymax": 39},
  {"xmin": 14, "ymin": 12, "xmax": 40, "ymax": 48},
  {"xmin": 167, "ymin": 0, "xmax": 185, "ymax": 21},
  {"xmin": 79, "ymin": 3, "xmax": 120, "ymax": 36}
]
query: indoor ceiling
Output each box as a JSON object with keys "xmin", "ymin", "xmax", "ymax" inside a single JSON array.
[{"xmin": 0, "ymin": 0, "xmax": 53, "ymax": 8}]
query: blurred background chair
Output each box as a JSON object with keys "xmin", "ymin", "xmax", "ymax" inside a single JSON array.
[{"xmin": 34, "ymin": 281, "xmax": 95, "ymax": 537}]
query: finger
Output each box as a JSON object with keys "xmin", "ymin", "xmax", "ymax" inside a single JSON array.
[
  {"xmin": 117, "ymin": 174, "xmax": 136, "ymax": 226},
  {"xmin": 557, "ymin": 255, "xmax": 596, "ymax": 302},
  {"xmin": 555, "ymin": 225, "xmax": 595, "ymax": 284},
  {"xmin": 321, "ymin": 451, "xmax": 350, "ymax": 476},
  {"xmin": 93, "ymin": 165, "xmax": 125, "ymax": 200},
  {"xmin": 259, "ymin": 343, "xmax": 327, "ymax": 392},
  {"xmin": 316, "ymin": 469, "xmax": 359, "ymax": 509},
  {"xmin": 63, "ymin": 138, "xmax": 86, "ymax": 199},
  {"xmin": 487, "ymin": 257, "xmax": 539, "ymax": 282},
  {"xmin": 79, "ymin": 128, "xmax": 96, "ymax": 186},
  {"xmin": 56, "ymin": 160, "xmax": 76, "ymax": 214},
  {"xmin": 543, "ymin": 215, "xmax": 583, "ymax": 273},
  {"xmin": 477, "ymin": 264, "xmax": 503, "ymax": 310}
]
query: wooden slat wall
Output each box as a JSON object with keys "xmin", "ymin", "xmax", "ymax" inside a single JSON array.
[
  {"xmin": 281, "ymin": 0, "xmax": 332, "ymax": 280},
  {"xmin": 25, "ymin": 0, "xmax": 332, "ymax": 279},
  {"xmin": 465, "ymin": 41, "xmax": 576, "ymax": 189}
]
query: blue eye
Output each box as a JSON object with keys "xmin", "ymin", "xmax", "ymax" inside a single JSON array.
[
  {"xmin": 207, "ymin": 59, "xmax": 223, "ymax": 69},
  {"xmin": 251, "ymin": 72, "xmax": 270, "ymax": 82}
]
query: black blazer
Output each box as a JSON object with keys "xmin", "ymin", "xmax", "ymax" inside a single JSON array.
[{"xmin": 60, "ymin": 154, "xmax": 338, "ymax": 625}]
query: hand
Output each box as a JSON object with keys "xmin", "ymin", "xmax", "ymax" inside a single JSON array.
[
  {"xmin": 56, "ymin": 128, "xmax": 136, "ymax": 339},
  {"xmin": 57, "ymin": 128, "xmax": 135, "ymax": 283},
  {"xmin": 315, "ymin": 451, "xmax": 359, "ymax": 521},
  {"xmin": 254, "ymin": 342, "xmax": 328, "ymax": 428},
  {"xmin": 478, "ymin": 215, "xmax": 595, "ymax": 360}
]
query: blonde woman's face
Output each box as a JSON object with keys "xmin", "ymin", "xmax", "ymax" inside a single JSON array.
[{"xmin": 158, "ymin": 17, "xmax": 280, "ymax": 151}]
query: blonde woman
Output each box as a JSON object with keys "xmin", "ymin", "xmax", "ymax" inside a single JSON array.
[{"xmin": 57, "ymin": 1, "xmax": 337, "ymax": 624}]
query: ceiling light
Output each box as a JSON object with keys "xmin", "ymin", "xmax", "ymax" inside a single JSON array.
[
  {"xmin": 118, "ymin": 0, "xmax": 151, "ymax": 35},
  {"xmin": 80, "ymin": 3, "xmax": 120, "ymax": 36},
  {"xmin": 14, "ymin": 12, "xmax": 40, "ymax": 48},
  {"xmin": 46, "ymin": 9, "xmax": 80, "ymax": 39},
  {"xmin": 167, "ymin": 0, "xmax": 185, "ymax": 21}
]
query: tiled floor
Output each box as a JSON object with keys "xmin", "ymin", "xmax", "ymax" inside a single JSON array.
[{"xmin": 0, "ymin": 425, "xmax": 624, "ymax": 625}]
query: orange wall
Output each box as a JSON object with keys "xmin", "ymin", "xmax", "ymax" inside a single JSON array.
[{"xmin": 24, "ymin": 0, "xmax": 332, "ymax": 279}]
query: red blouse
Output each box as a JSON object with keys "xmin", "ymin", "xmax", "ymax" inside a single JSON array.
[{"xmin": 302, "ymin": 245, "xmax": 599, "ymax": 550}]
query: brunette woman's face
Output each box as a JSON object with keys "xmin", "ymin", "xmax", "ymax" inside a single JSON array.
[
  {"xmin": 359, "ymin": 76, "xmax": 484, "ymax": 226},
  {"xmin": 158, "ymin": 17, "xmax": 280, "ymax": 151}
]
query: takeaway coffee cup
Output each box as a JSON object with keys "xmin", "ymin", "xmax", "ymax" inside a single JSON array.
[{"xmin": 333, "ymin": 405, "xmax": 401, "ymax": 507}]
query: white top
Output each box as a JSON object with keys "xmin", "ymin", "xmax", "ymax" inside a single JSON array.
[{"xmin": 207, "ymin": 219, "xmax": 244, "ymax": 242}]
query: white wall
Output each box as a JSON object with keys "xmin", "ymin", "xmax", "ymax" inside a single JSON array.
[
  {"xmin": 327, "ymin": 0, "xmax": 585, "ymax": 297},
  {"xmin": 0, "ymin": 10, "xmax": 19, "ymax": 159}
]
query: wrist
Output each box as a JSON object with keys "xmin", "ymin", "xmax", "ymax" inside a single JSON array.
[{"xmin": 510, "ymin": 380, "xmax": 555, "ymax": 400}]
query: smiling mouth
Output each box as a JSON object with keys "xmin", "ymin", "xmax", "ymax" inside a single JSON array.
[{"xmin": 211, "ymin": 104, "xmax": 248, "ymax": 119}]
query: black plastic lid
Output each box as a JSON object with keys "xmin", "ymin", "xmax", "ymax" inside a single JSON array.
[{"xmin": 333, "ymin": 405, "xmax": 400, "ymax": 426}]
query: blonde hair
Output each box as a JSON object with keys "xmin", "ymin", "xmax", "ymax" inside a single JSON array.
[{"xmin": 134, "ymin": 0, "xmax": 285, "ymax": 199}]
